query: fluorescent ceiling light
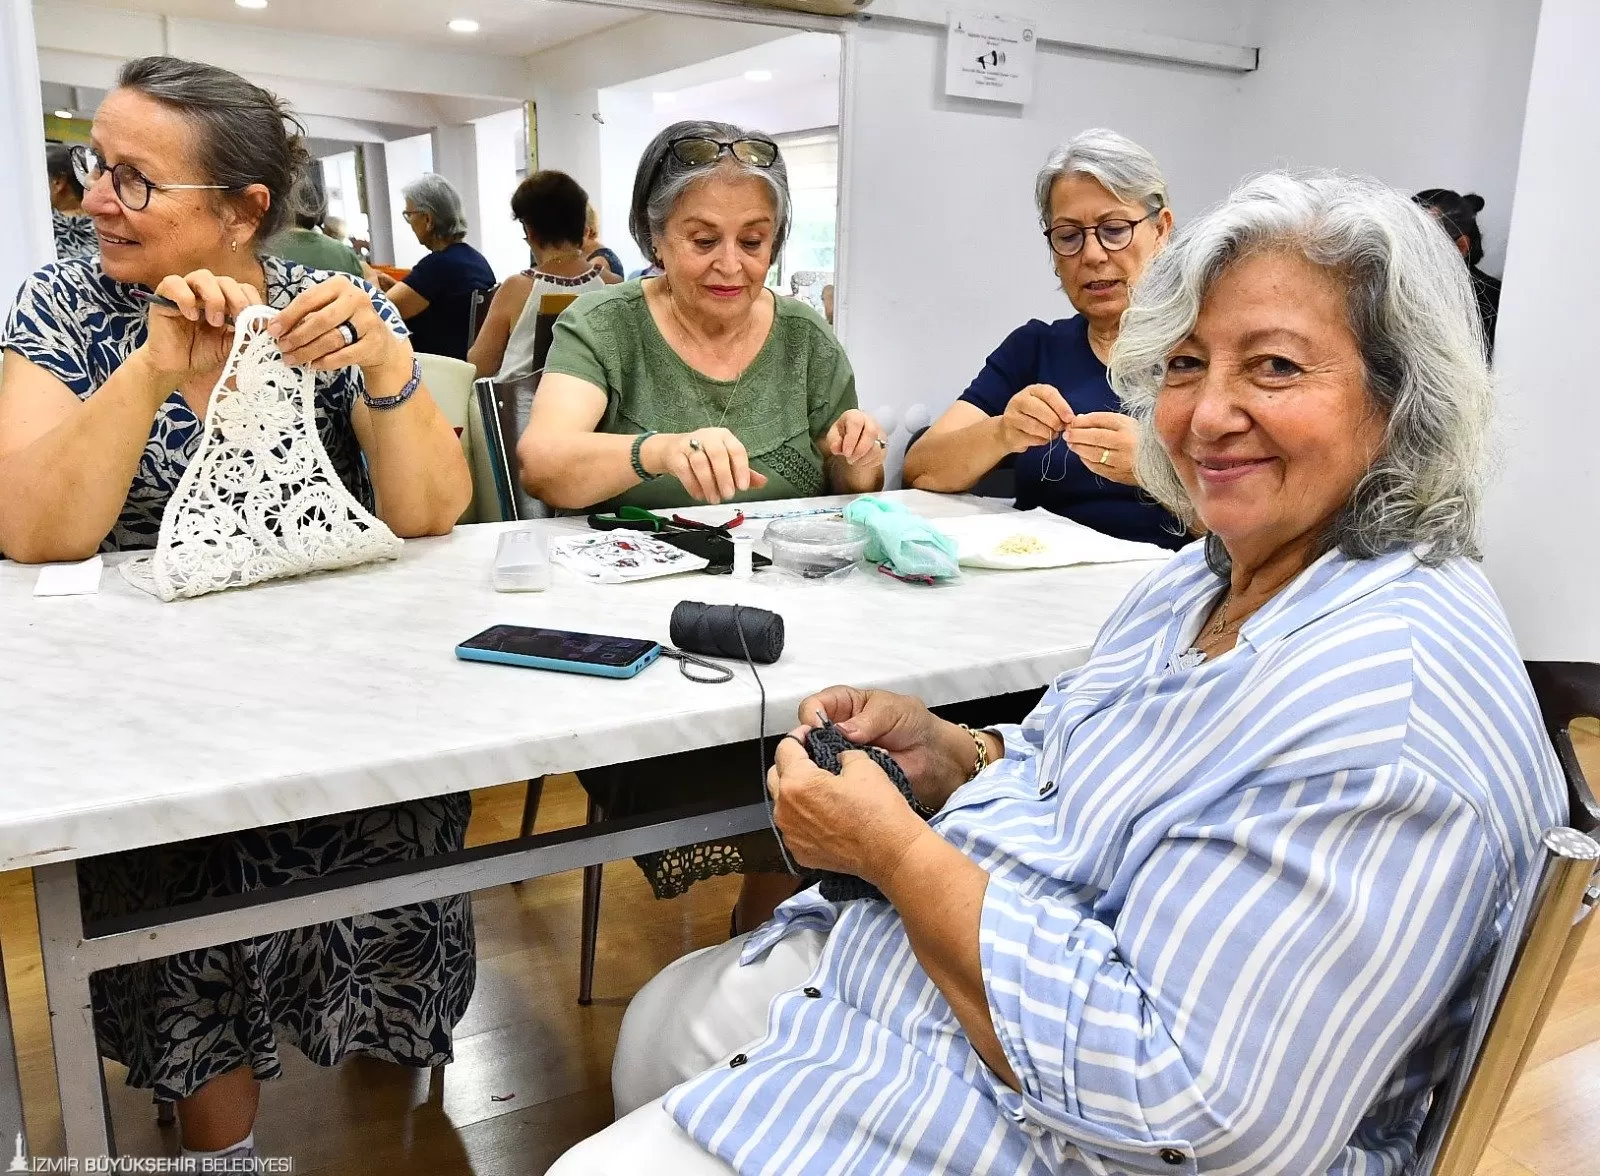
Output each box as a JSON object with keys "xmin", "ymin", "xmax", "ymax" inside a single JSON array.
[
  {"xmin": 744, "ymin": 70, "xmax": 773, "ymax": 82},
  {"xmin": 448, "ymin": 18, "xmax": 479, "ymax": 33},
  {"xmin": 53, "ymin": 109, "xmax": 75, "ymax": 119},
  {"xmin": 235, "ymin": 0, "xmax": 269, "ymax": 9}
]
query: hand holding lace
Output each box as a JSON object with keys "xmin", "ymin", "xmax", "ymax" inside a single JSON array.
[
  {"xmin": 270, "ymin": 275, "xmax": 411, "ymax": 380},
  {"xmin": 137, "ymin": 269, "xmax": 263, "ymax": 385}
]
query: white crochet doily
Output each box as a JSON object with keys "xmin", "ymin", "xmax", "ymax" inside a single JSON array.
[{"xmin": 123, "ymin": 304, "xmax": 402, "ymax": 601}]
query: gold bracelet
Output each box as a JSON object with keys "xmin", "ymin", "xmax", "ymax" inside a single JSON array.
[{"xmin": 959, "ymin": 724, "xmax": 991, "ymax": 781}]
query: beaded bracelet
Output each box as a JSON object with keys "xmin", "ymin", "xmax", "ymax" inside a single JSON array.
[
  {"xmin": 631, "ymin": 431, "xmax": 661, "ymax": 482},
  {"xmin": 361, "ymin": 357, "xmax": 422, "ymax": 411}
]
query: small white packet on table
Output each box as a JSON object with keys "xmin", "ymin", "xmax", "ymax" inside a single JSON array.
[
  {"xmin": 34, "ymin": 555, "xmax": 104, "ymax": 597},
  {"xmin": 936, "ymin": 509, "xmax": 1173, "ymax": 569},
  {"xmin": 550, "ymin": 531, "xmax": 709, "ymax": 584}
]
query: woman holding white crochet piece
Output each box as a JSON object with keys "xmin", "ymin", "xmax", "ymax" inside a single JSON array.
[{"xmin": 0, "ymin": 57, "xmax": 474, "ymax": 1163}]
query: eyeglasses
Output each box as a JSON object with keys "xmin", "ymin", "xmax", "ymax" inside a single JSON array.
[
  {"xmin": 1043, "ymin": 210, "xmax": 1159, "ymax": 258},
  {"xmin": 71, "ymin": 144, "xmax": 231, "ymax": 212},
  {"xmin": 667, "ymin": 136, "xmax": 779, "ymax": 169}
]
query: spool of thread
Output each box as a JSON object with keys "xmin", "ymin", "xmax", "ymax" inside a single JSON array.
[
  {"xmin": 731, "ymin": 532, "xmax": 754, "ymax": 580},
  {"xmin": 670, "ymin": 601, "xmax": 784, "ymax": 664}
]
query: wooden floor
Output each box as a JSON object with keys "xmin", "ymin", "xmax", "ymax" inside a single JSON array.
[{"xmin": 2, "ymin": 756, "xmax": 1596, "ymax": 1174}]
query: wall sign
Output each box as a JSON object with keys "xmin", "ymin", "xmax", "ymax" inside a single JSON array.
[{"xmin": 944, "ymin": 10, "xmax": 1038, "ymax": 104}]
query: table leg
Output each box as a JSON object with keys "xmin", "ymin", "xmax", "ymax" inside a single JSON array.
[
  {"xmin": 0, "ymin": 932, "xmax": 27, "ymax": 1160},
  {"xmin": 33, "ymin": 863, "xmax": 114, "ymax": 1159}
]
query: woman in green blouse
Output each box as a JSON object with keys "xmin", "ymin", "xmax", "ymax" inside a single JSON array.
[
  {"xmin": 518, "ymin": 121, "xmax": 886, "ymax": 932},
  {"xmin": 519, "ymin": 120, "xmax": 885, "ymax": 511}
]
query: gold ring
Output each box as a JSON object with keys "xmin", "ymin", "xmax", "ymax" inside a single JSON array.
[{"xmin": 1099, "ymin": 448, "xmax": 1111, "ymax": 465}]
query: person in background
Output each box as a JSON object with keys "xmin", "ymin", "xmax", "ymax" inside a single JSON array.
[
  {"xmin": 904, "ymin": 129, "xmax": 1186, "ymax": 549},
  {"xmin": 1415, "ymin": 188, "xmax": 1501, "ymax": 356},
  {"xmin": 469, "ymin": 171, "xmax": 615, "ymax": 380},
  {"xmin": 321, "ymin": 214, "xmax": 349, "ymax": 243},
  {"xmin": 550, "ymin": 171, "xmax": 1565, "ymax": 1176},
  {"xmin": 385, "ymin": 173, "xmax": 495, "ymax": 360},
  {"xmin": 0, "ymin": 57, "xmax": 473, "ymax": 1164},
  {"xmin": 268, "ymin": 176, "xmax": 370, "ymax": 279},
  {"xmin": 46, "ymin": 141, "xmax": 97, "ymax": 260},
  {"xmin": 585, "ymin": 202, "xmax": 625, "ymax": 280},
  {"xmin": 518, "ymin": 119, "xmax": 887, "ymax": 933}
]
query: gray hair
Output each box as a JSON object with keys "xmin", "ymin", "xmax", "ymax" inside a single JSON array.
[
  {"xmin": 1109, "ymin": 169, "xmax": 1492, "ymax": 566},
  {"xmin": 1035, "ymin": 128, "xmax": 1168, "ymax": 229},
  {"xmin": 117, "ymin": 55, "xmax": 311, "ymax": 242},
  {"xmin": 629, "ymin": 120, "xmax": 790, "ymax": 263},
  {"xmin": 402, "ymin": 173, "xmax": 469, "ymax": 241}
]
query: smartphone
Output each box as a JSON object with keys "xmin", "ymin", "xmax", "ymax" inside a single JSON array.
[{"xmin": 455, "ymin": 624, "xmax": 663, "ymax": 679}]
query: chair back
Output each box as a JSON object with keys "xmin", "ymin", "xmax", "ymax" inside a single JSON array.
[
  {"xmin": 414, "ymin": 352, "xmax": 479, "ymax": 524},
  {"xmin": 530, "ymin": 293, "xmax": 579, "ymax": 373},
  {"xmin": 471, "ymin": 371, "xmax": 547, "ymax": 522},
  {"xmin": 467, "ymin": 284, "xmax": 499, "ymax": 347},
  {"xmin": 1414, "ymin": 661, "xmax": 1600, "ymax": 1176}
]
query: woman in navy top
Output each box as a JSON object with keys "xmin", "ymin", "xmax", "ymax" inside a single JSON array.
[
  {"xmin": 384, "ymin": 173, "xmax": 496, "ymax": 360},
  {"xmin": 905, "ymin": 129, "xmax": 1186, "ymax": 549}
]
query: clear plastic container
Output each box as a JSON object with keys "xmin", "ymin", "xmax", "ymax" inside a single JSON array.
[
  {"xmin": 765, "ymin": 517, "xmax": 869, "ymax": 581},
  {"xmin": 493, "ymin": 529, "xmax": 551, "ymax": 592}
]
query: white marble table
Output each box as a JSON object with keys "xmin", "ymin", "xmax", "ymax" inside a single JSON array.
[{"xmin": 0, "ymin": 490, "xmax": 1162, "ymax": 1157}]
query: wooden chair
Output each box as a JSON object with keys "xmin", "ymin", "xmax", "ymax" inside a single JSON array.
[
  {"xmin": 1413, "ymin": 660, "xmax": 1600, "ymax": 1175},
  {"xmin": 530, "ymin": 292, "xmax": 579, "ymax": 373}
]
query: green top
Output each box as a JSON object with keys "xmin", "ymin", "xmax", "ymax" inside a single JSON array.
[
  {"xmin": 267, "ymin": 228, "xmax": 367, "ymax": 278},
  {"xmin": 543, "ymin": 280, "xmax": 858, "ymax": 511}
]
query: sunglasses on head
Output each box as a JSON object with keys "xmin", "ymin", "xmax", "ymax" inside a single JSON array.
[{"xmin": 667, "ymin": 136, "xmax": 779, "ymax": 170}]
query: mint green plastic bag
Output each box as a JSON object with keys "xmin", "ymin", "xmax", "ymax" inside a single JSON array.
[{"xmin": 843, "ymin": 497, "xmax": 960, "ymax": 580}]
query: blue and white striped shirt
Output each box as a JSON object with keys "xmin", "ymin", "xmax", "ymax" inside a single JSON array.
[{"xmin": 666, "ymin": 542, "xmax": 1567, "ymax": 1175}]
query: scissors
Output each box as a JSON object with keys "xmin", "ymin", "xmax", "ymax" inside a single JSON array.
[{"xmin": 587, "ymin": 506, "xmax": 745, "ymax": 535}]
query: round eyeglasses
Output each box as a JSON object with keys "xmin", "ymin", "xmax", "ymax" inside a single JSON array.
[
  {"xmin": 667, "ymin": 136, "xmax": 779, "ymax": 170},
  {"xmin": 1043, "ymin": 210, "xmax": 1159, "ymax": 258},
  {"xmin": 70, "ymin": 144, "xmax": 231, "ymax": 212}
]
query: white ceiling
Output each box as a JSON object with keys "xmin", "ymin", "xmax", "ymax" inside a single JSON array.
[
  {"xmin": 615, "ymin": 30, "xmax": 838, "ymax": 105},
  {"xmin": 98, "ymin": 0, "xmax": 636, "ymax": 57}
]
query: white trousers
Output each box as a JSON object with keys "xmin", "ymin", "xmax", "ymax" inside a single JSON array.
[{"xmin": 548, "ymin": 928, "xmax": 828, "ymax": 1176}]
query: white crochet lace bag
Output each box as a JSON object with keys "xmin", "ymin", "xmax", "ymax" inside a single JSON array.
[{"xmin": 122, "ymin": 304, "xmax": 403, "ymax": 601}]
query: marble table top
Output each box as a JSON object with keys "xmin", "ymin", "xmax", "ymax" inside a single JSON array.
[{"xmin": 0, "ymin": 491, "xmax": 1164, "ymax": 871}]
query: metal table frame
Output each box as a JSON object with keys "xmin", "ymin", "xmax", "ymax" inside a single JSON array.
[{"xmin": 24, "ymin": 798, "xmax": 769, "ymax": 1158}]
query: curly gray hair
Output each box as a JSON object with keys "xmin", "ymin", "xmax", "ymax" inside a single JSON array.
[
  {"xmin": 402, "ymin": 173, "xmax": 469, "ymax": 241},
  {"xmin": 629, "ymin": 119, "xmax": 791, "ymax": 263},
  {"xmin": 1109, "ymin": 170, "xmax": 1492, "ymax": 566},
  {"xmin": 1035, "ymin": 128, "xmax": 1168, "ymax": 229}
]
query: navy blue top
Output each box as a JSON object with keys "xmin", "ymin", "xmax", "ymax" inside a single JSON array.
[
  {"xmin": 958, "ymin": 316, "xmax": 1185, "ymax": 549},
  {"xmin": 403, "ymin": 241, "xmax": 496, "ymax": 360}
]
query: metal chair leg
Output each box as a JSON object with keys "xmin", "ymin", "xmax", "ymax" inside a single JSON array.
[
  {"xmin": 519, "ymin": 777, "xmax": 545, "ymax": 839},
  {"xmin": 577, "ymin": 798, "xmax": 604, "ymax": 1006}
]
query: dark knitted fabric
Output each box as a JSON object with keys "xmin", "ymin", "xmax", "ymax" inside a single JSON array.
[{"xmin": 801, "ymin": 725, "xmax": 924, "ymax": 904}]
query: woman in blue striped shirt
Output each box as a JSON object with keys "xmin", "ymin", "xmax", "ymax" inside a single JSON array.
[{"xmin": 551, "ymin": 172, "xmax": 1567, "ymax": 1176}]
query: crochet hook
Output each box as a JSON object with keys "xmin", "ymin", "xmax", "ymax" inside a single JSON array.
[{"xmin": 130, "ymin": 287, "xmax": 236, "ymax": 327}]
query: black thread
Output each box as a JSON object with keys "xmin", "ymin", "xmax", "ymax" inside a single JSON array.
[{"xmin": 670, "ymin": 601, "xmax": 784, "ymax": 664}]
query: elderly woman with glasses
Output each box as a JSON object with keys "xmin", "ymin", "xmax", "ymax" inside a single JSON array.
[
  {"xmin": 551, "ymin": 171, "xmax": 1567, "ymax": 1176},
  {"xmin": 382, "ymin": 172, "xmax": 496, "ymax": 361},
  {"xmin": 905, "ymin": 128, "xmax": 1186, "ymax": 549},
  {"xmin": 0, "ymin": 57, "xmax": 473, "ymax": 1162},
  {"xmin": 518, "ymin": 119, "xmax": 887, "ymax": 932}
]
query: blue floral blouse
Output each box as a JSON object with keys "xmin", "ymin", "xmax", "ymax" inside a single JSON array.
[{"xmin": 0, "ymin": 255, "xmax": 406, "ymax": 552}]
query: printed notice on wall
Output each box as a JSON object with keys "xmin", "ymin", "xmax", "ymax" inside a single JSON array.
[{"xmin": 944, "ymin": 11, "xmax": 1037, "ymax": 104}]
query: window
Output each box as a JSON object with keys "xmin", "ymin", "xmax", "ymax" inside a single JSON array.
[{"xmin": 773, "ymin": 128, "xmax": 838, "ymax": 307}]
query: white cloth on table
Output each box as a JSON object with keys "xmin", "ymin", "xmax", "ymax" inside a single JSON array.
[{"xmin": 549, "ymin": 928, "xmax": 825, "ymax": 1175}]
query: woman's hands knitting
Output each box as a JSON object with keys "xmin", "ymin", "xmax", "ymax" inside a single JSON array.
[
  {"xmin": 797, "ymin": 687, "xmax": 990, "ymax": 816},
  {"xmin": 767, "ymin": 732, "xmax": 929, "ymax": 886}
]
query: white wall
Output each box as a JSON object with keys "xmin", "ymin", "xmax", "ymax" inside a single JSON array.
[
  {"xmin": 476, "ymin": 106, "xmax": 533, "ymax": 280},
  {"xmin": 1236, "ymin": 0, "xmax": 1540, "ymax": 273},
  {"xmin": 0, "ymin": 0, "xmax": 50, "ymax": 309},
  {"xmin": 386, "ymin": 133, "xmax": 436, "ymax": 269},
  {"xmin": 836, "ymin": 16, "xmax": 1249, "ymax": 454},
  {"xmin": 1482, "ymin": 0, "xmax": 1600, "ymax": 660}
]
